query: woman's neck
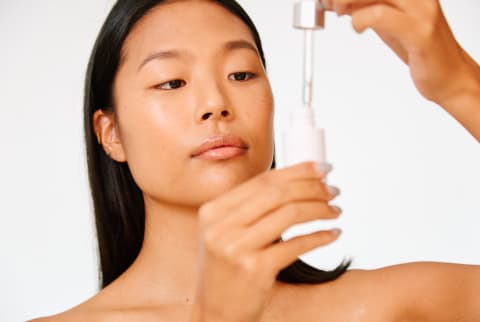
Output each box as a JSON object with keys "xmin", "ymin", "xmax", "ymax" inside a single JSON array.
[{"xmin": 117, "ymin": 196, "xmax": 201, "ymax": 306}]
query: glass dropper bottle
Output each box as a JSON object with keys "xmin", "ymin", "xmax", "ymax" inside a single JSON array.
[{"xmin": 282, "ymin": 0, "xmax": 348, "ymax": 271}]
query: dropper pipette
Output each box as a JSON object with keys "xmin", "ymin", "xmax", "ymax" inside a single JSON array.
[
  {"xmin": 293, "ymin": 0, "xmax": 325, "ymax": 109},
  {"xmin": 303, "ymin": 29, "xmax": 314, "ymax": 108},
  {"xmin": 282, "ymin": 1, "xmax": 347, "ymax": 272}
]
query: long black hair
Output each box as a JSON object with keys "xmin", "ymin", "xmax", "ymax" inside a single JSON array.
[{"xmin": 84, "ymin": 0, "xmax": 350, "ymax": 289}]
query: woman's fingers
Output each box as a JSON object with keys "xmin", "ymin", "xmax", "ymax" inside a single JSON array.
[
  {"xmin": 264, "ymin": 229, "xmax": 342, "ymax": 272},
  {"xmin": 322, "ymin": 0, "xmax": 410, "ymax": 12},
  {"xmin": 198, "ymin": 162, "xmax": 332, "ymax": 226},
  {"xmin": 193, "ymin": 161, "xmax": 343, "ymax": 322},
  {"xmin": 325, "ymin": 0, "xmax": 471, "ymax": 105},
  {"xmin": 322, "ymin": 0, "xmax": 423, "ymax": 56},
  {"xmin": 228, "ymin": 178, "xmax": 339, "ymax": 228},
  {"xmin": 324, "ymin": 2, "xmax": 417, "ymax": 66},
  {"xmin": 350, "ymin": 4, "xmax": 419, "ymax": 55},
  {"xmin": 352, "ymin": 5, "xmax": 413, "ymax": 34},
  {"xmin": 238, "ymin": 201, "xmax": 341, "ymax": 250}
]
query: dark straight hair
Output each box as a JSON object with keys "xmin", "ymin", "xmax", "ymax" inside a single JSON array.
[{"xmin": 84, "ymin": 0, "xmax": 350, "ymax": 289}]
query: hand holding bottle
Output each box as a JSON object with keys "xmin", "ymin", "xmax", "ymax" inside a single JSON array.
[{"xmin": 190, "ymin": 162, "xmax": 341, "ymax": 322}]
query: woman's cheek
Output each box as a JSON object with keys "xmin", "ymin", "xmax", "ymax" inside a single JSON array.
[
  {"xmin": 242, "ymin": 86, "xmax": 275, "ymax": 169},
  {"xmin": 118, "ymin": 80, "xmax": 274, "ymax": 204},
  {"xmin": 117, "ymin": 97, "xmax": 185, "ymax": 195}
]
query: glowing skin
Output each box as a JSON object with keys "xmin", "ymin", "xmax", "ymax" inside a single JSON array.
[
  {"xmin": 107, "ymin": 3, "xmax": 274, "ymax": 207},
  {"xmin": 90, "ymin": 0, "xmax": 277, "ymax": 317},
  {"xmin": 31, "ymin": 1, "xmax": 480, "ymax": 321}
]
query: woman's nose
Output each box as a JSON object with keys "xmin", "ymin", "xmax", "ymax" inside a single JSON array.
[
  {"xmin": 194, "ymin": 82, "xmax": 234, "ymax": 123},
  {"xmin": 200, "ymin": 109, "xmax": 232, "ymax": 121}
]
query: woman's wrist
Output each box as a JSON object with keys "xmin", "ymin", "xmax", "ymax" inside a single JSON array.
[{"xmin": 437, "ymin": 54, "xmax": 480, "ymax": 141}]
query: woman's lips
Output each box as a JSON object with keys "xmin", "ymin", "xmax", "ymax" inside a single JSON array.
[
  {"xmin": 191, "ymin": 135, "xmax": 249, "ymax": 161},
  {"xmin": 194, "ymin": 146, "xmax": 247, "ymax": 160}
]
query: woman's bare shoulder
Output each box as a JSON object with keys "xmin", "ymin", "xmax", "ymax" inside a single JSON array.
[
  {"xmin": 29, "ymin": 301, "xmax": 194, "ymax": 322},
  {"xmin": 277, "ymin": 262, "xmax": 480, "ymax": 322},
  {"xmin": 28, "ymin": 298, "xmax": 108, "ymax": 322},
  {"xmin": 267, "ymin": 268, "xmax": 398, "ymax": 322},
  {"xmin": 27, "ymin": 286, "xmax": 124, "ymax": 322},
  {"xmin": 29, "ymin": 262, "xmax": 480, "ymax": 322},
  {"xmin": 372, "ymin": 262, "xmax": 480, "ymax": 321},
  {"xmin": 27, "ymin": 285, "xmax": 191, "ymax": 322},
  {"xmin": 28, "ymin": 307, "xmax": 98, "ymax": 322},
  {"xmin": 27, "ymin": 303, "xmax": 163, "ymax": 322}
]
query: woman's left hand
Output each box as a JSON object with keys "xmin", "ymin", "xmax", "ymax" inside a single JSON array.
[{"xmin": 321, "ymin": 0, "xmax": 480, "ymax": 108}]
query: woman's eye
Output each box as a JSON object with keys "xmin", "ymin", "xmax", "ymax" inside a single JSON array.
[
  {"xmin": 229, "ymin": 72, "xmax": 256, "ymax": 81},
  {"xmin": 156, "ymin": 79, "xmax": 186, "ymax": 90}
]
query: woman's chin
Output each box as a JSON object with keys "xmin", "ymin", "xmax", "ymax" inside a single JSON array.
[
  {"xmin": 190, "ymin": 165, "xmax": 262, "ymax": 201},
  {"xmin": 201, "ymin": 172, "xmax": 251, "ymax": 195},
  {"xmin": 145, "ymin": 160, "xmax": 271, "ymax": 208}
]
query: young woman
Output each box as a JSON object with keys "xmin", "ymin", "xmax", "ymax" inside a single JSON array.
[{"xmin": 32, "ymin": 0, "xmax": 480, "ymax": 321}]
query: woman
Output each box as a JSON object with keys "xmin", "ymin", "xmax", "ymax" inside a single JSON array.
[{"xmin": 32, "ymin": 0, "xmax": 480, "ymax": 321}]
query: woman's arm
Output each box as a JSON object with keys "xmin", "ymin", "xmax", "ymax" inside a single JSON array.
[
  {"xmin": 386, "ymin": 262, "xmax": 480, "ymax": 321},
  {"xmin": 440, "ymin": 57, "xmax": 480, "ymax": 141},
  {"xmin": 323, "ymin": 0, "xmax": 480, "ymax": 142},
  {"xmin": 303, "ymin": 262, "xmax": 480, "ymax": 321},
  {"xmin": 415, "ymin": 263, "xmax": 480, "ymax": 321}
]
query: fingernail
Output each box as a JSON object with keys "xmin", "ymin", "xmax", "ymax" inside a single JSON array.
[
  {"xmin": 315, "ymin": 162, "xmax": 333, "ymax": 176},
  {"xmin": 330, "ymin": 205, "xmax": 342, "ymax": 215},
  {"xmin": 334, "ymin": 4, "xmax": 344, "ymax": 16},
  {"xmin": 321, "ymin": 0, "xmax": 333, "ymax": 10},
  {"xmin": 331, "ymin": 228, "xmax": 342, "ymax": 237},
  {"xmin": 327, "ymin": 186, "xmax": 340, "ymax": 197}
]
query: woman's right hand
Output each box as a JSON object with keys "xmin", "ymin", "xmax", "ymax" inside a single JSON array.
[
  {"xmin": 189, "ymin": 162, "xmax": 342, "ymax": 322},
  {"xmin": 322, "ymin": 0, "xmax": 480, "ymax": 141}
]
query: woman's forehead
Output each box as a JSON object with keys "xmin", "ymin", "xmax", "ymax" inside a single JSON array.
[{"xmin": 121, "ymin": 0, "xmax": 255, "ymax": 63}]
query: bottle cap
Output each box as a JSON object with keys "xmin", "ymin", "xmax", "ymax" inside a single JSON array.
[{"xmin": 293, "ymin": 0, "xmax": 325, "ymax": 29}]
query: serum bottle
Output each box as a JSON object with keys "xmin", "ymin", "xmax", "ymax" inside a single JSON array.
[{"xmin": 281, "ymin": 0, "xmax": 348, "ymax": 271}]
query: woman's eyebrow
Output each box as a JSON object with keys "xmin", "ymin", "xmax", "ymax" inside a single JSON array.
[
  {"xmin": 137, "ymin": 39, "xmax": 258, "ymax": 72},
  {"xmin": 223, "ymin": 39, "xmax": 259, "ymax": 55},
  {"xmin": 137, "ymin": 49, "xmax": 188, "ymax": 71}
]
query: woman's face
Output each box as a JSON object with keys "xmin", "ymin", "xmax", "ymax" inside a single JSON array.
[{"xmin": 109, "ymin": 0, "xmax": 274, "ymax": 207}]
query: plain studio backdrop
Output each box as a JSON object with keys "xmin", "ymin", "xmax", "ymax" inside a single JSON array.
[{"xmin": 1, "ymin": 0, "xmax": 479, "ymax": 321}]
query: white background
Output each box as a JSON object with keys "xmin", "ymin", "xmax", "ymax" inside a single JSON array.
[{"xmin": 1, "ymin": 0, "xmax": 479, "ymax": 321}]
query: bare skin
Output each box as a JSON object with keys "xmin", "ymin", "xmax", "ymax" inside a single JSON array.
[{"xmin": 31, "ymin": 0, "xmax": 480, "ymax": 321}]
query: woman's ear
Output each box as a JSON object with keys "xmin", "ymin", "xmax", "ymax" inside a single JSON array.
[{"xmin": 92, "ymin": 109, "xmax": 127, "ymax": 162}]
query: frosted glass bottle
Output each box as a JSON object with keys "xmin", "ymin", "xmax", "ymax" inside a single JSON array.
[{"xmin": 281, "ymin": 107, "xmax": 349, "ymax": 271}]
